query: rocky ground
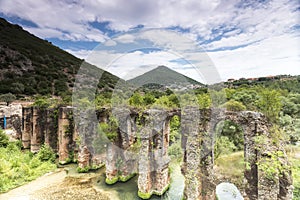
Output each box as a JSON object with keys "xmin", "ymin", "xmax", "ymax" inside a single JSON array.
[
  {"xmin": 0, "ymin": 169, "xmax": 111, "ymax": 200},
  {"xmin": 32, "ymin": 177, "xmax": 110, "ymax": 200}
]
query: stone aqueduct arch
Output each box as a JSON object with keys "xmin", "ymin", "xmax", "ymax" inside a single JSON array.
[{"xmin": 18, "ymin": 106, "xmax": 293, "ymax": 200}]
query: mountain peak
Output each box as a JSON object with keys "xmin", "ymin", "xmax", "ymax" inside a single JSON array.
[{"xmin": 128, "ymin": 65, "xmax": 203, "ymax": 90}]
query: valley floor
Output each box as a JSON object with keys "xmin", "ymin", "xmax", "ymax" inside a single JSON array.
[
  {"xmin": 0, "ymin": 168, "xmax": 112, "ymax": 200},
  {"xmin": 0, "ymin": 169, "xmax": 66, "ymax": 200}
]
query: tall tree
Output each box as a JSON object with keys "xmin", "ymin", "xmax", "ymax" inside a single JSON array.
[{"xmin": 0, "ymin": 93, "xmax": 16, "ymax": 106}]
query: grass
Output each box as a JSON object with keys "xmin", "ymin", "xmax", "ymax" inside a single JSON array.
[
  {"xmin": 215, "ymin": 146, "xmax": 300, "ymax": 199},
  {"xmin": 0, "ymin": 142, "xmax": 56, "ymax": 193},
  {"xmin": 285, "ymin": 145, "xmax": 300, "ymax": 200},
  {"xmin": 214, "ymin": 151, "xmax": 244, "ymax": 186}
]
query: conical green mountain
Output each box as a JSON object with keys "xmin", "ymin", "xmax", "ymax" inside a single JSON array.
[{"xmin": 128, "ymin": 65, "xmax": 204, "ymax": 89}]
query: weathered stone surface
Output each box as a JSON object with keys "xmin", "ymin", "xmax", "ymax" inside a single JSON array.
[
  {"xmin": 0, "ymin": 104, "xmax": 22, "ymax": 118},
  {"xmin": 105, "ymin": 143, "xmax": 118, "ymax": 181},
  {"xmin": 278, "ymin": 169, "xmax": 294, "ymax": 200},
  {"xmin": 44, "ymin": 108, "xmax": 59, "ymax": 152},
  {"xmin": 58, "ymin": 107, "xmax": 75, "ymax": 164},
  {"xmin": 2, "ymin": 104, "xmax": 293, "ymax": 200},
  {"xmin": 22, "ymin": 107, "xmax": 32, "ymax": 149},
  {"xmin": 78, "ymin": 145, "xmax": 91, "ymax": 169},
  {"xmin": 181, "ymin": 107, "xmax": 202, "ymax": 200},
  {"xmin": 75, "ymin": 108, "xmax": 102, "ymax": 168},
  {"xmin": 31, "ymin": 108, "xmax": 48, "ymax": 153},
  {"xmin": 0, "ymin": 104, "xmax": 22, "ymax": 139},
  {"xmin": 137, "ymin": 109, "xmax": 171, "ymax": 199},
  {"xmin": 105, "ymin": 107, "xmax": 138, "ymax": 183}
]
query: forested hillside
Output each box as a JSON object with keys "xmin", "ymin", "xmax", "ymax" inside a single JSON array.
[{"xmin": 0, "ymin": 18, "xmax": 121, "ymax": 100}]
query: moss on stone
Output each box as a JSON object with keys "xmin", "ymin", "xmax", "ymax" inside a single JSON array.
[
  {"xmin": 153, "ymin": 183, "xmax": 170, "ymax": 196},
  {"xmin": 59, "ymin": 157, "xmax": 72, "ymax": 165},
  {"xmin": 105, "ymin": 177, "xmax": 119, "ymax": 185},
  {"xmin": 138, "ymin": 191, "xmax": 152, "ymax": 199},
  {"xmin": 119, "ymin": 173, "xmax": 136, "ymax": 182},
  {"xmin": 91, "ymin": 163, "xmax": 105, "ymax": 170},
  {"xmin": 138, "ymin": 183, "xmax": 170, "ymax": 199},
  {"xmin": 76, "ymin": 164, "xmax": 104, "ymax": 173},
  {"xmin": 76, "ymin": 166, "xmax": 90, "ymax": 173}
]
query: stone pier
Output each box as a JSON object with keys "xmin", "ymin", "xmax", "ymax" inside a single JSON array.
[
  {"xmin": 30, "ymin": 108, "xmax": 47, "ymax": 153},
  {"xmin": 44, "ymin": 108, "xmax": 59, "ymax": 152},
  {"xmin": 22, "ymin": 107, "xmax": 32, "ymax": 149},
  {"xmin": 76, "ymin": 108, "xmax": 105, "ymax": 171},
  {"xmin": 58, "ymin": 107, "xmax": 76, "ymax": 164},
  {"xmin": 105, "ymin": 107, "xmax": 138, "ymax": 184},
  {"xmin": 137, "ymin": 109, "xmax": 171, "ymax": 199},
  {"xmin": 6, "ymin": 104, "xmax": 293, "ymax": 200}
]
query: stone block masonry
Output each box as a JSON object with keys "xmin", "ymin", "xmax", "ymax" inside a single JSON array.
[
  {"xmin": 58, "ymin": 107, "xmax": 77, "ymax": 164},
  {"xmin": 105, "ymin": 107, "xmax": 138, "ymax": 184},
  {"xmin": 8, "ymin": 105, "xmax": 294, "ymax": 200},
  {"xmin": 0, "ymin": 104, "xmax": 22, "ymax": 139},
  {"xmin": 137, "ymin": 109, "xmax": 171, "ymax": 199}
]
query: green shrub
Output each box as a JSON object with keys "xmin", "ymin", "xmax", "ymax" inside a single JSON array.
[
  {"xmin": 168, "ymin": 141, "xmax": 183, "ymax": 161},
  {"xmin": 36, "ymin": 144, "xmax": 56, "ymax": 162},
  {"xmin": 0, "ymin": 128, "xmax": 9, "ymax": 147},
  {"xmin": 99, "ymin": 117, "xmax": 119, "ymax": 142},
  {"xmin": 222, "ymin": 99, "xmax": 246, "ymax": 112},
  {"xmin": 214, "ymin": 136, "xmax": 237, "ymax": 159},
  {"xmin": 0, "ymin": 142, "xmax": 56, "ymax": 193},
  {"xmin": 0, "ymin": 93, "xmax": 16, "ymax": 106}
]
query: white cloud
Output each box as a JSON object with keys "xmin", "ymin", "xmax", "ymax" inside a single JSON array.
[
  {"xmin": 0, "ymin": 0, "xmax": 107, "ymax": 42},
  {"xmin": 67, "ymin": 47, "xmax": 210, "ymax": 83},
  {"xmin": 0, "ymin": 0, "xmax": 298, "ymax": 81},
  {"xmin": 104, "ymin": 40, "xmax": 117, "ymax": 46},
  {"xmin": 24, "ymin": 27, "xmax": 63, "ymax": 39},
  {"xmin": 208, "ymin": 33, "xmax": 300, "ymax": 80},
  {"xmin": 114, "ymin": 34, "xmax": 136, "ymax": 44},
  {"xmin": 66, "ymin": 49, "xmax": 91, "ymax": 59},
  {"xmin": 204, "ymin": 0, "xmax": 299, "ymax": 50},
  {"xmin": 1, "ymin": 0, "xmax": 298, "ymax": 47}
]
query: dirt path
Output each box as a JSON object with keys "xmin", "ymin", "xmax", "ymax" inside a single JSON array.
[
  {"xmin": 0, "ymin": 169, "xmax": 67, "ymax": 200},
  {"xmin": 0, "ymin": 168, "xmax": 113, "ymax": 200}
]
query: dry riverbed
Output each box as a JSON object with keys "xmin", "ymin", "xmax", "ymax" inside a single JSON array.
[{"xmin": 0, "ymin": 168, "xmax": 112, "ymax": 200}]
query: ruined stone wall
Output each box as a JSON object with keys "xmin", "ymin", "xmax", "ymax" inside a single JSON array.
[
  {"xmin": 180, "ymin": 108, "xmax": 293, "ymax": 200},
  {"xmin": 137, "ymin": 109, "xmax": 171, "ymax": 199},
  {"xmin": 0, "ymin": 104, "xmax": 22, "ymax": 138},
  {"xmin": 22, "ymin": 107, "xmax": 32, "ymax": 149},
  {"xmin": 76, "ymin": 108, "xmax": 105, "ymax": 170},
  {"xmin": 181, "ymin": 107, "xmax": 203, "ymax": 200},
  {"xmin": 105, "ymin": 107, "xmax": 138, "ymax": 184},
  {"xmin": 44, "ymin": 108, "xmax": 59, "ymax": 152},
  {"xmin": 31, "ymin": 108, "xmax": 45, "ymax": 152},
  {"xmin": 10, "ymin": 105, "xmax": 293, "ymax": 200},
  {"xmin": 21, "ymin": 107, "xmax": 58, "ymax": 153},
  {"xmin": 58, "ymin": 107, "xmax": 77, "ymax": 164}
]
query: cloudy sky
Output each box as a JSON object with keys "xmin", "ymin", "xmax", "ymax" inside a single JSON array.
[{"xmin": 0, "ymin": 0, "xmax": 299, "ymax": 83}]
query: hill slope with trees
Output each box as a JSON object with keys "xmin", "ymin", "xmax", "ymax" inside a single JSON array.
[{"xmin": 0, "ymin": 18, "xmax": 122, "ymax": 99}]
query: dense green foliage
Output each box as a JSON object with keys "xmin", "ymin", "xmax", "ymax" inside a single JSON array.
[
  {"xmin": 36, "ymin": 144, "xmax": 56, "ymax": 163},
  {"xmin": 0, "ymin": 93, "xmax": 16, "ymax": 106},
  {"xmin": 1, "ymin": 16, "xmax": 299, "ymax": 198},
  {"xmin": 286, "ymin": 145, "xmax": 300, "ymax": 200},
  {"xmin": 99, "ymin": 117, "xmax": 119, "ymax": 142},
  {"xmin": 0, "ymin": 138, "xmax": 56, "ymax": 193},
  {"xmin": 0, "ymin": 18, "xmax": 122, "ymax": 99},
  {"xmin": 0, "ymin": 129, "xmax": 9, "ymax": 147},
  {"xmin": 168, "ymin": 116, "xmax": 183, "ymax": 161}
]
